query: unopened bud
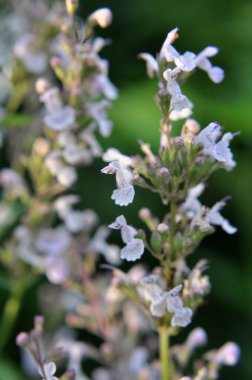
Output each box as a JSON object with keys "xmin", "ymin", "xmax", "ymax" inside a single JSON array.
[
  {"xmin": 16, "ymin": 332, "xmax": 30, "ymax": 347},
  {"xmin": 65, "ymin": 0, "xmax": 79, "ymax": 17},
  {"xmin": 35, "ymin": 78, "xmax": 50, "ymax": 94},
  {"xmin": 88, "ymin": 8, "xmax": 112, "ymax": 28}
]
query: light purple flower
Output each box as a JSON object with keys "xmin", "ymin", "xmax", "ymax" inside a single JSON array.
[
  {"xmin": 109, "ymin": 215, "xmax": 144, "ymax": 261},
  {"xmin": 101, "ymin": 161, "xmax": 135, "ymax": 206}
]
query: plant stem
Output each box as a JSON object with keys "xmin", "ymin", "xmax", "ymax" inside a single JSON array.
[
  {"xmin": 0, "ymin": 282, "xmax": 25, "ymax": 354},
  {"xmin": 159, "ymin": 327, "xmax": 172, "ymax": 380},
  {"xmin": 169, "ymin": 199, "xmax": 176, "ymax": 251}
]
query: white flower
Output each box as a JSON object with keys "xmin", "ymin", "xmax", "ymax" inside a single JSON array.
[
  {"xmin": 44, "ymin": 106, "xmax": 75, "ymax": 131},
  {"xmin": 14, "ymin": 34, "xmax": 47, "ymax": 74},
  {"xmin": 38, "ymin": 361, "xmax": 59, "ymax": 380},
  {"xmin": 138, "ymin": 275, "xmax": 167, "ymax": 317},
  {"xmin": 195, "ymin": 46, "xmax": 224, "ymax": 83},
  {"xmin": 160, "ymin": 27, "xmax": 180, "ymax": 61},
  {"xmin": 86, "ymin": 100, "xmax": 113, "ymax": 137},
  {"xmin": 40, "ymin": 88, "xmax": 75, "ymax": 131},
  {"xmin": 182, "ymin": 183, "xmax": 205, "ymax": 217},
  {"xmin": 206, "ymin": 199, "xmax": 237, "ymax": 234},
  {"xmin": 92, "ymin": 73, "xmax": 118, "ymax": 100},
  {"xmin": 194, "ymin": 122, "xmax": 236, "ymax": 169},
  {"xmin": 166, "ymin": 285, "xmax": 192, "ymax": 327},
  {"xmin": 103, "ymin": 148, "xmax": 135, "ymax": 167},
  {"xmin": 163, "ymin": 69, "xmax": 192, "ymax": 113},
  {"xmin": 171, "ymin": 307, "xmax": 192, "ymax": 328},
  {"xmin": 45, "ymin": 152, "xmax": 77, "ymax": 187},
  {"xmin": 88, "ymin": 226, "xmax": 120, "ymax": 264},
  {"xmin": 138, "ymin": 53, "xmax": 159, "ymax": 78},
  {"xmin": 160, "ymin": 29, "xmax": 224, "ymax": 83},
  {"xmin": 101, "ymin": 161, "xmax": 135, "ymax": 206},
  {"xmin": 138, "ymin": 278, "xmax": 192, "ymax": 326},
  {"xmin": 54, "ymin": 195, "xmax": 98, "ymax": 233},
  {"xmin": 109, "ymin": 215, "xmax": 144, "ymax": 261},
  {"xmin": 35, "ymin": 226, "xmax": 71, "ymax": 256}
]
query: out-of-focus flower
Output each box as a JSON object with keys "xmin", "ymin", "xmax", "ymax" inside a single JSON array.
[
  {"xmin": 139, "ymin": 276, "xmax": 192, "ymax": 327},
  {"xmin": 54, "ymin": 195, "xmax": 98, "ymax": 233},
  {"xmin": 45, "ymin": 151, "xmax": 77, "ymax": 187},
  {"xmin": 14, "ymin": 34, "xmax": 47, "ymax": 74},
  {"xmin": 38, "ymin": 361, "xmax": 59, "ymax": 380},
  {"xmin": 40, "ymin": 88, "xmax": 75, "ymax": 131},
  {"xmin": 185, "ymin": 327, "xmax": 208, "ymax": 350},
  {"xmin": 88, "ymin": 8, "xmax": 113, "ymax": 28}
]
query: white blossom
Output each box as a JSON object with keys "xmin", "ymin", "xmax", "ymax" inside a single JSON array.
[
  {"xmin": 14, "ymin": 34, "xmax": 47, "ymax": 74},
  {"xmin": 86, "ymin": 100, "xmax": 113, "ymax": 137},
  {"xmin": 163, "ymin": 69, "xmax": 192, "ymax": 113},
  {"xmin": 138, "ymin": 53, "xmax": 159, "ymax": 78},
  {"xmin": 194, "ymin": 122, "xmax": 236, "ymax": 169},
  {"xmin": 54, "ymin": 195, "xmax": 98, "ymax": 233},
  {"xmin": 38, "ymin": 362, "xmax": 59, "ymax": 380},
  {"xmin": 206, "ymin": 199, "xmax": 237, "ymax": 234},
  {"xmin": 101, "ymin": 161, "xmax": 135, "ymax": 206},
  {"xmin": 40, "ymin": 88, "xmax": 75, "ymax": 131},
  {"xmin": 138, "ymin": 275, "xmax": 167, "ymax": 317},
  {"xmin": 109, "ymin": 215, "xmax": 144, "ymax": 261}
]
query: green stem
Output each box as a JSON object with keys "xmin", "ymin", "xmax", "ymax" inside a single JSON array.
[
  {"xmin": 0, "ymin": 283, "xmax": 25, "ymax": 354},
  {"xmin": 159, "ymin": 327, "xmax": 172, "ymax": 380},
  {"xmin": 169, "ymin": 200, "xmax": 176, "ymax": 250}
]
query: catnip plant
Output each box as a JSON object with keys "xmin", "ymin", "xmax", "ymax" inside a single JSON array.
[
  {"xmin": 101, "ymin": 28, "xmax": 240, "ymax": 380},
  {"xmin": 0, "ymin": 1, "xmax": 240, "ymax": 379}
]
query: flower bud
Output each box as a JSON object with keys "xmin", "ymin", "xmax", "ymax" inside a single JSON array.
[
  {"xmin": 88, "ymin": 8, "xmax": 112, "ymax": 28},
  {"xmin": 214, "ymin": 342, "xmax": 240, "ymax": 366},
  {"xmin": 16, "ymin": 332, "xmax": 30, "ymax": 347},
  {"xmin": 65, "ymin": 0, "xmax": 79, "ymax": 17}
]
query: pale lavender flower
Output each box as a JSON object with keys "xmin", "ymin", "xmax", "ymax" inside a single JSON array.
[
  {"xmin": 92, "ymin": 73, "xmax": 118, "ymax": 100},
  {"xmin": 139, "ymin": 275, "xmax": 167, "ymax": 317},
  {"xmin": 160, "ymin": 29, "xmax": 224, "ymax": 83},
  {"xmin": 167, "ymin": 285, "xmax": 192, "ymax": 327},
  {"xmin": 109, "ymin": 215, "xmax": 144, "ymax": 261},
  {"xmin": 54, "ymin": 195, "xmax": 98, "ymax": 233},
  {"xmin": 138, "ymin": 53, "xmax": 159, "ymax": 78},
  {"xmin": 194, "ymin": 122, "xmax": 236, "ymax": 169},
  {"xmin": 206, "ymin": 199, "xmax": 237, "ymax": 234},
  {"xmin": 38, "ymin": 362, "xmax": 59, "ymax": 380},
  {"xmin": 14, "ymin": 34, "xmax": 47, "ymax": 74},
  {"xmin": 40, "ymin": 88, "xmax": 75, "ymax": 131},
  {"xmin": 86, "ymin": 100, "xmax": 113, "ymax": 137},
  {"xmin": 101, "ymin": 161, "xmax": 135, "ymax": 206},
  {"xmin": 163, "ymin": 69, "xmax": 192, "ymax": 112},
  {"xmin": 45, "ymin": 152, "xmax": 77, "ymax": 187},
  {"xmin": 102, "ymin": 148, "xmax": 135, "ymax": 168},
  {"xmin": 88, "ymin": 226, "xmax": 121, "ymax": 264},
  {"xmin": 35, "ymin": 226, "xmax": 71, "ymax": 256}
]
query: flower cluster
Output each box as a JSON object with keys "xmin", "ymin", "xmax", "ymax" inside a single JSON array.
[{"xmin": 0, "ymin": 3, "xmax": 240, "ymax": 380}]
